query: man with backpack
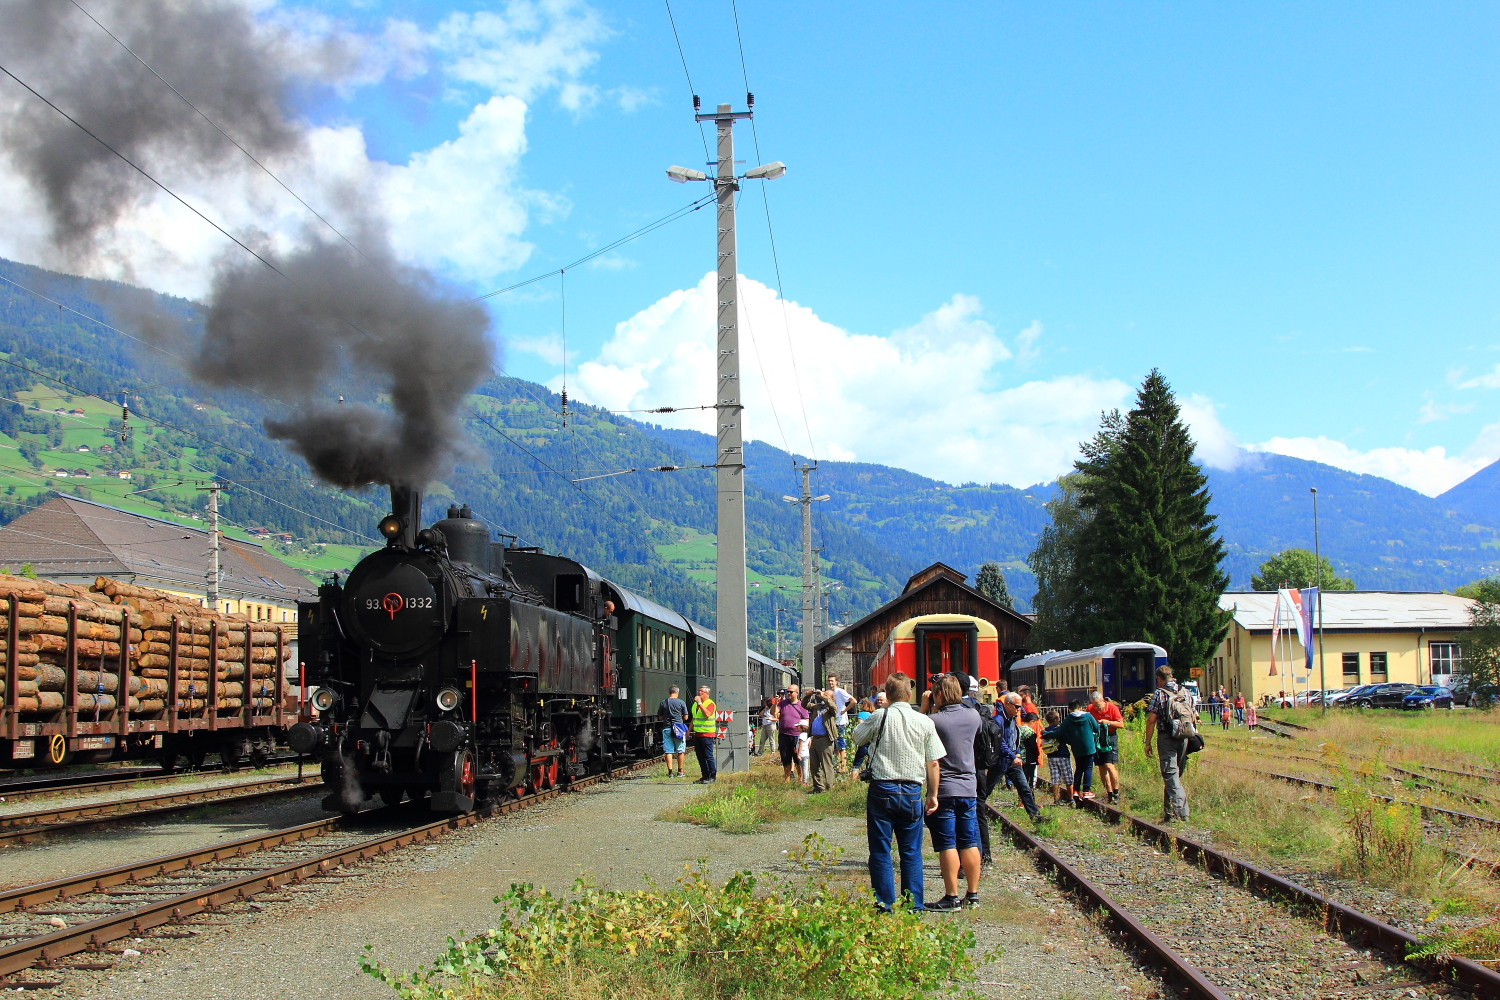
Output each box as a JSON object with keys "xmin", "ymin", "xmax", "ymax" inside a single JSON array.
[{"xmin": 1143, "ymin": 665, "xmax": 1194, "ymax": 823}]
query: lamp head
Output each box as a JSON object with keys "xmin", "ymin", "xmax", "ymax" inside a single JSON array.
[
  {"xmin": 666, "ymin": 165, "xmax": 708, "ymax": 183},
  {"xmin": 744, "ymin": 161, "xmax": 787, "ymax": 180}
]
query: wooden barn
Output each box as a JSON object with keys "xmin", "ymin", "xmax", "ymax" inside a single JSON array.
[{"xmin": 814, "ymin": 562, "xmax": 1032, "ymax": 694}]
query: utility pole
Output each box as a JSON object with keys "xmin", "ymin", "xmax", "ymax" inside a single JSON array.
[
  {"xmin": 669, "ymin": 99, "xmax": 785, "ymax": 772},
  {"xmin": 813, "ymin": 545, "xmax": 824, "ymax": 645},
  {"xmin": 1311, "ymin": 488, "xmax": 1327, "ymax": 714},
  {"xmin": 782, "ymin": 464, "xmax": 828, "ymax": 686},
  {"xmin": 203, "ymin": 482, "xmax": 222, "ymax": 613}
]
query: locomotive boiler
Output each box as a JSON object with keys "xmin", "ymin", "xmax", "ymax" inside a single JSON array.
[{"xmin": 289, "ymin": 488, "xmax": 616, "ymax": 814}]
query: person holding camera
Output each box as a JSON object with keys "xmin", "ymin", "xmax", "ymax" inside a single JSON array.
[{"xmin": 853, "ymin": 672, "xmax": 944, "ymax": 913}]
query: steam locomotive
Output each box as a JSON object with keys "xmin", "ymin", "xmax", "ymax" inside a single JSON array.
[{"xmin": 290, "ymin": 488, "xmax": 795, "ymax": 814}]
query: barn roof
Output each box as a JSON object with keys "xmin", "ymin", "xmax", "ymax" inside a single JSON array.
[
  {"xmin": 0, "ymin": 494, "xmax": 316, "ymax": 603},
  {"xmin": 816, "ymin": 561, "xmax": 1031, "ymax": 655}
]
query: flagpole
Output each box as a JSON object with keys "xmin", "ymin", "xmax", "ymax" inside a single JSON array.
[{"xmin": 1312, "ymin": 488, "xmax": 1327, "ymax": 716}]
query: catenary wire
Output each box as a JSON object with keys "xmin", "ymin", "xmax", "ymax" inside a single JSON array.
[{"xmin": 662, "ymin": 0, "xmax": 711, "ymax": 162}]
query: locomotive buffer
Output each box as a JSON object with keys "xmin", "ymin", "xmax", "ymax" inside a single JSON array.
[{"xmin": 668, "ymin": 97, "xmax": 786, "ymax": 773}]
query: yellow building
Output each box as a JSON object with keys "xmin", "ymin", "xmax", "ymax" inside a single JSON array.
[{"xmin": 1209, "ymin": 591, "xmax": 1475, "ymax": 702}]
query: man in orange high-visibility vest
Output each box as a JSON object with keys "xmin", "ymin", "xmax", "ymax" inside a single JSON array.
[{"xmin": 690, "ymin": 686, "xmax": 718, "ymax": 783}]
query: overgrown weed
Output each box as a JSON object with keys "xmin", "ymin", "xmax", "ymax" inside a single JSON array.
[
  {"xmin": 658, "ymin": 758, "xmax": 866, "ymax": 834},
  {"xmin": 361, "ymin": 834, "xmax": 976, "ymax": 1000}
]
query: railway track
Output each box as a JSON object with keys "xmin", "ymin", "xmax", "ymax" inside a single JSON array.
[
  {"xmin": 1217, "ymin": 739, "xmax": 1500, "ymax": 812},
  {"xmin": 1217, "ymin": 759, "xmax": 1500, "ymax": 832},
  {"xmin": 0, "ymin": 774, "xmax": 324, "ymax": 848},
  {"xmin": 0, "ymin": 755, "xmax": 305, "ymax": 803},
  {"xmin": 0, "ymin": 755, "xmax": 662, "ymax": 986},
  {"xmin": 996, "ymin": 801, "xmax": 1500, "ymax": 998},
  {"xmin": 0, "ymin": 761, "xmax": 306, "ymax": 808}
]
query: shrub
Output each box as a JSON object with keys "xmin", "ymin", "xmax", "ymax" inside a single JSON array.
[{"xmin": 361, "ymin": 834, "xmax": 975, "ymax": 1000}]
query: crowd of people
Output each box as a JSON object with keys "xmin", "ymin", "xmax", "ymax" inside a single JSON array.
[{"xmin": 660, "ymin": 663, "xmax": 1199, "ymax": 914}]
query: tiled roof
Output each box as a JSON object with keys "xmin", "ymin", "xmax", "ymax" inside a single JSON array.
[
  {"xmin": 1220, "ymin": 591, "xmax": 1475, "ymax": 632},
  {"xmin": 0, "ymin": 495, "xmax": 316, "ymax": 602}
]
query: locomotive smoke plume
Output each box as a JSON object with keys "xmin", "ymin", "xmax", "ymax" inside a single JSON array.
[{"xmin": 0, "ymin": 0, "xmax": 494, "ymax": 489}]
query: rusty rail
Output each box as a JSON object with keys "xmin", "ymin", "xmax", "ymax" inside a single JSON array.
[{"xmin": 0, "ymin": 755, "xmax": 662, "ymax": 980}]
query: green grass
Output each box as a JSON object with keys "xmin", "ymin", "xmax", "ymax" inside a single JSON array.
[
  {"xmin": 658, "ymin": 758, "xmax": 867, "ymax": 834},
  {"xmin": 1262, "ymin": 707, "xmax": 1500, "ymax": 770}
]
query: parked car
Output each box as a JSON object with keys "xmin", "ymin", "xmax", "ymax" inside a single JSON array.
[
  {"xmin": 1464, "ymin": 684, "xmax": 1500, "ymax": 709},
  {"xmin": 1347, "ymin": 683, "xmax": 1417, "ymax": 709},
  {"xmin": 1401, "ymin": 686, "xmax": 1454, "ymax": 710},
  {"xmin": 1332, "ymin": 684, "xmax": 1377, "ymax": 707}
]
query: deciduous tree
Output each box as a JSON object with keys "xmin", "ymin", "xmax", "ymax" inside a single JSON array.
[{"xmin": 1251, "ymin": 549, "xmax": 1355, "ymax": 591}]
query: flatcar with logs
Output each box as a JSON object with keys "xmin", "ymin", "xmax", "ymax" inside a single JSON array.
[
  {"xmin": 0, "ymin": 573, "xmax": 292, "ymax": 769},
  {"xmin": 291, "ymin": 488, "xmax": 797, "ymax": 815}
]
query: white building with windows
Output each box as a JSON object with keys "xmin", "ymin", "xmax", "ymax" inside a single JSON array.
[{"xmin": 1210, "ymin": 591, "xmax": 1475, "ymax": 701}]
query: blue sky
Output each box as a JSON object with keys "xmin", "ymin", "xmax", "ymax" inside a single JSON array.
[{"xmin": 5, "ymin": 1, "xmax": 1498, "ymax": 495}]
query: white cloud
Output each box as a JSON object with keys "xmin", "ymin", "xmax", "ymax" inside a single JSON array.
[
  {"xmin": 1418, "ymin": 399, "xmax": 1474, "ymax": 424},
  {"xmin": 0, "ymin": 0, "xmax": 609, "ymax": 297},
  {"xmin": 513, "ymin": 332, "xmax": 566, "ymax": 365},
  {"xmin": 566, "ymin": 274, "xmax": 1132, "ymax": 486},
  {"xmin": 1180, "ymin": 395, "xmax": 1246, "ymax": 470},
  {"xmin": 1014, "ymin": 320, "xmax": 1042, "ymax": 365},
  {"xmin": 1247, "ymin": 424, "xmax": 1500, "ymax": 496},
  {"xmin": 1458, "ymin": 363, "xmax": 1500, "ymax": 390}
]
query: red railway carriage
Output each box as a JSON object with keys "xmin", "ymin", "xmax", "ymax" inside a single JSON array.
[{"xmin": 869, "ymin": 614, "xmax": 1000, "ymax": 699}]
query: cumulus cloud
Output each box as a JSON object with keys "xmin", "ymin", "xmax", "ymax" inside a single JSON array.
[
  {"xmin": 561, "ymin": 274, "xmax": 1132, "ymax": 486},
  {"xmin": 1247, "ymin": 424, "xmax": 1500, "ymax": 496},
  {"xmin": 0, "ymin": 0, "xmax": 607, "ymax": 298},
  {"xmin": 1458, "ymin": 363, "xmax": 1500, "ymax": 390},
  {"xmin": 1179, "ymin": 395, "xmax": 1246, "ymax": 471}
]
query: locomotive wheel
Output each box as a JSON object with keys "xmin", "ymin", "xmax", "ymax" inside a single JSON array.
[{"xmin": 378, "ymin": 787, "xmax": 405, "ymax": 807}]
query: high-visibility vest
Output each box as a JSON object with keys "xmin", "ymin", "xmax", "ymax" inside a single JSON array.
[{"xmin": 690, "ymin": 698, "xmax": 718, "ymax": 735}]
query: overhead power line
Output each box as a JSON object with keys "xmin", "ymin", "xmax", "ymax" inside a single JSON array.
[{"xmin": 471, "ymin": 193, "xmax": 715, "ymax": 301}]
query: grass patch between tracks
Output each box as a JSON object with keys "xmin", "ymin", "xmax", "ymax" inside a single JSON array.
[
  {"xmin": 361, "ymin": 834, "xmax": 976, "ymax": 1000},
  {"xmin": 656, "ymin": 758, "xmax": 867, "ymax": 834}
]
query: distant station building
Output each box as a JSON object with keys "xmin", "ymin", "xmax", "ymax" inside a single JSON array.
[
  {"xmin": 0, "ymin": 495, "xmax": 316, "ymax": 649},
  {"xmin": 1214, "ymin": 590, "xmax": 1476, "ymax": 700},
  {"xmin": 814, "ymin": 562, "xmax": 1032, "ymax": 694}
]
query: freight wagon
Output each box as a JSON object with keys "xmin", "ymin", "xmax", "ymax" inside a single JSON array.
[{"xmin": 0, "ymin": 574, "xmax": 292, "ymax": 770}]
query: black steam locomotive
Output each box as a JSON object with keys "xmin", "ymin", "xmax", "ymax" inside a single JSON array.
[{"xmin": 290, "ymin": 488, "xmax": 625, "ymax": 814}]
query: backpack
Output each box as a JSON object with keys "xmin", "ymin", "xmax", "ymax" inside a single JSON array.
[
  {"xmin": 974, "ymin": 710, "xmax": 1005, "ymax": 771},
  {"xmin": 1168, "ymin": 686, "xmax": 1199, "ymax": 739}
]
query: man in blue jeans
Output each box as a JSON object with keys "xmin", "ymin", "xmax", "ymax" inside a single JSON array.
[{"xmin": 852, "ymin": 672, "xmax": 945, "ymax": 913}]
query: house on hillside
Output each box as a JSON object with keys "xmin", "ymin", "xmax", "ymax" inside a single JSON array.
[
  {"xmin": 814, "ymin": 562, "xmax": 1032, "ymax": 693},
  {"xmin": 1215, "ymin": 591, "xmax": 1475, "ymax": 700},
  {"xmin": 0, "ymin": 495, "xmax": 317, "ymax": 658}
]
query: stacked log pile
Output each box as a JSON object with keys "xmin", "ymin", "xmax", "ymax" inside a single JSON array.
[{"xmin": 0, "ymin": 574, "xmax": 290, "ymax": 719}]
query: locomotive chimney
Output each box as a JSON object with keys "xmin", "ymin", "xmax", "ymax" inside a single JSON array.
[{"xmin": 384, "ymin": 485, "xmax": 423, "ymax": 549}]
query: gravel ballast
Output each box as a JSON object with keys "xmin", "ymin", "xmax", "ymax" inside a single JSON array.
[{"xmin": 38, "ymin": 771, "xmax": 1172, "ymax": 1000}]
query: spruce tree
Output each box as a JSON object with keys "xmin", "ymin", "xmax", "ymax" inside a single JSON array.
[
  {"xmin": 1071, "ymin": 371, "xmax": 1231, "ymax": 677},
  {"xmin": 975, "ymin": 561, "xmax": 1014, "ymax": 609}
]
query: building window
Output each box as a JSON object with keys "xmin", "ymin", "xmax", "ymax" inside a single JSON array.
[
  {"xmin": 1370, "ymin": 652, "xmax": 1387, "ymax": 680},
  {"xmin": 1342, "ymin": 652, "xmax": 1360, "ymax": 681},
  {"xmin": 1430, "ymin": 642, "xmax": 1464, "ymax": 682}
]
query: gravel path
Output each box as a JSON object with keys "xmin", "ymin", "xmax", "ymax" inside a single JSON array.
[
  {"xmin": 38, "ymin": 771, "xmax": 1173, "ymax": 1000},
  {"xmin": 1000, "ymin": 799, "xmax": 1451, "ymax": 1000}
]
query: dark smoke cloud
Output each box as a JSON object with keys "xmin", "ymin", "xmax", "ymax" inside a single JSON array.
[
  {"xmin": 199, "ymin": 240, "xmax": 493, "ymax": 489},
  {"xmin": 1, "ymin": 0, "xmax": 496, "ymax": 490},
  {"xmin": 0, "ymin": 0, "xmax": 341, "ymax": 262}
]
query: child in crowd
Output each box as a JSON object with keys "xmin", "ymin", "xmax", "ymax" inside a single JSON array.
[
  {"xmin": 1041, "ymin": 709, "xmax": 1072, "ymax": 805},
  {"xmin": 1060, "ymin": 699, "xmax": 1101, "ymax": 805},
  {"xmin": 1220, "ymin": 702, "xmax": 1231, "ymax": 731},
  {"xmin": 796, "ymin": 720, "xmax": 811, "ymax": 784}
]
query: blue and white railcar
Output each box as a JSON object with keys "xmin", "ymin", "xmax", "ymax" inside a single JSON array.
[{"xmin": 1026, "ymin": 642, "xmax": 1168, "ymax": 708}]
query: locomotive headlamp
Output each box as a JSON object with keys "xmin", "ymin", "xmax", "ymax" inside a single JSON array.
[
  {"xmin": 378, "ymin": 515, "xmax": 403, "ymax": 539},
  {"xmin": 311, "ymin": 687, "xmax": 337, "ymax": 712},
  {"xmin": 434, "ymin": 687, "xmax": 463, "ymax": 713}
]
